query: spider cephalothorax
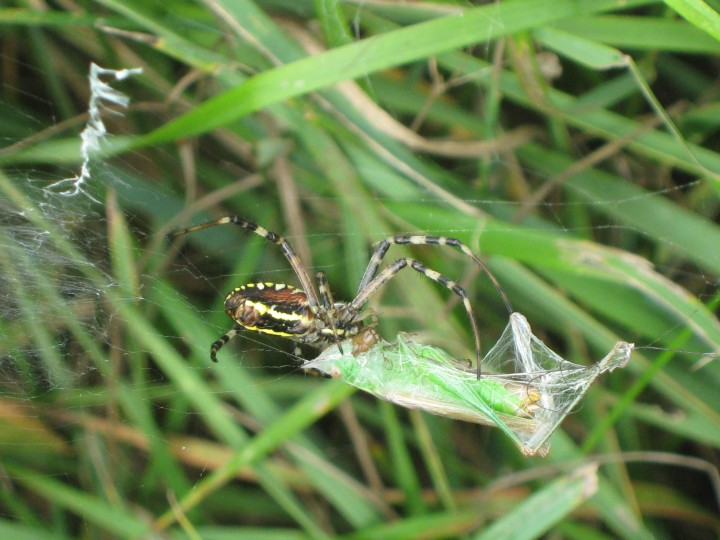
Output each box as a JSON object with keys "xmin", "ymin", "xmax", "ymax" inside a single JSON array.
[{"xmin": 169, "ymin": 215, "xmax": 511, "ymax": 377}]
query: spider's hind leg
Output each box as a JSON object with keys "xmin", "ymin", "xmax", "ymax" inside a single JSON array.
[{"xmin": 210, "ymin": 326, "xmax": 241, "ymax": 362}]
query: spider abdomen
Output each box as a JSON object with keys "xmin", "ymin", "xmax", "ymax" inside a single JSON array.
[{"xmin": 225, "ymin": 282, "xmax": 313, "ymax": 337}]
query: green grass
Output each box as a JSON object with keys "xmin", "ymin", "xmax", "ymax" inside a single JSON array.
[{"xmin": 1, "ymin": 0, "xmax": 719, "ymax": 538}]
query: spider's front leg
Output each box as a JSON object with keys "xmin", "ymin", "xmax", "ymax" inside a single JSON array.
[
  {"xmin": 351, "ymin": 257, "xmax": 485, "ymax": 378},
  {"xmin": 358, "ymin": 235, "xmax": 512, "ymax": 313}
]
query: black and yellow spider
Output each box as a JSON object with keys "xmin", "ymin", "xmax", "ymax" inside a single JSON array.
[{"xmin": 168, "ymin": 216, "xmax": 511, "ymax": 377}]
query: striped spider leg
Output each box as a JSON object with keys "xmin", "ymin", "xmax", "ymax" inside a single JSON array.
[{"xmin": 354, "ymin": 235, "xmax": 513, "ymax": 378}]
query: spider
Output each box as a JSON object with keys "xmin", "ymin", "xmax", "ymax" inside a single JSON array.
[{"xmin": 168, "ymin": 216, "xmax": 511, "ymax": 378}]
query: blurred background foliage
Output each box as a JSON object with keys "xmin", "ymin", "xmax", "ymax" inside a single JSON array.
[{"xmin": 0, "ymin": 0, "xmax": 719, "ymax": 538}]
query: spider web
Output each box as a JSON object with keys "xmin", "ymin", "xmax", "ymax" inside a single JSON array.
[{"xmin": 0, "ymin": 66, "xmax": 143, "ymax": 398}]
